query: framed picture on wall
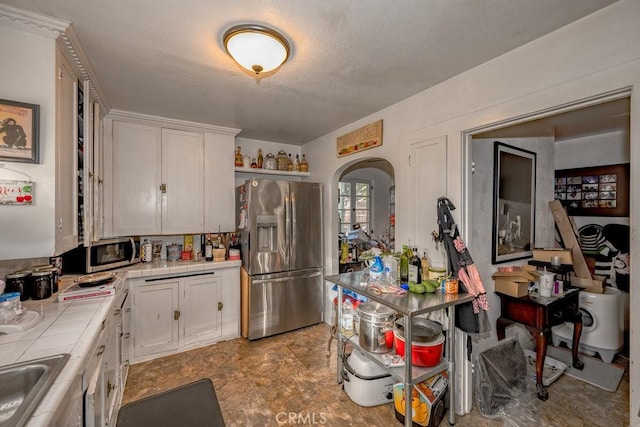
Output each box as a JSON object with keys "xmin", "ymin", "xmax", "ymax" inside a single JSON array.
[
  {"xmin": 492, "ymin": 142, "xmax": 536, "ymax": 264},
  {"xmin": 0, "ymin": 98, "xmax": 40, "ymax": 163},
  {"xmin": 554, "ymin": 163, "xmax": 629, "ymax": 216}
]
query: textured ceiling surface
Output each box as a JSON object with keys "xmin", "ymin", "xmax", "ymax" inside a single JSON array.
[{"xmin": 1, "ymin": 0, "xmax": 620, "ymax": 145}]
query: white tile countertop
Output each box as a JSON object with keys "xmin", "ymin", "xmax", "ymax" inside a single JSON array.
[{"xmin": 0, "ymin": 259, "xmax": 241, "ymax": 426}]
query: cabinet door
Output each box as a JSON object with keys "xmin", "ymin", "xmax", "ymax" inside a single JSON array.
[
  {"xmin": 84, "ymin": 349, "xmax": 106, "ymax": 427},
  {"xmin": 161, "ymin": 128, "xmax": 204, "ymax": 234},
  {"xmin": 181, "ymin": 273, "xmax": 222, "ymax": 345},
  {"xmin": 112, "ymin": 121, "xmax": 162, "ymax": 235},
  {"xmin": 133, "ymin": 279, "xmax": 180, "ymax": 359},
  {"xmin": 92, "ymin": 103, "xmax": 104, "ymax": 241},
  {"xmin": 55, "ymin": 47, "xmax": 79, "ymax": 255},
  {"xmin": 204, "ymin": 132, "xmax": 235, "ymax": 232},
  {"xmin": 220, "ymin": 267, "xmax": 241, "ymax": 339}
]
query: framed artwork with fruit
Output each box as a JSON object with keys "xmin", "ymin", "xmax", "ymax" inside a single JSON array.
[
  {"xmin": 0, "ymin": 180, "xmax": 33, "ymax": 205},
  {"xmin": 0, "ymin": 98, "xmax": 40, "ymax": 163}
]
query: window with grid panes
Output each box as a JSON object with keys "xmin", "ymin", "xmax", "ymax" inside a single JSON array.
[{"xmin": 338, "ymin": 180, "xmax": 372, "ymax": 234}]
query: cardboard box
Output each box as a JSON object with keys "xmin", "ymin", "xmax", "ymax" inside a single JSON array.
[
  {"xmin": 494, "ymin": 279, "xmax": 529, "ymax": 298},
  {"xmin": 532, "ymin": 248, "xmax": 573, "ymax": 265},
  {"xmin": 570, "ymin": 274, "xmax": 606, "ymax": 294},
  {"xmin": 491, "ymin": 269, "xmax": 537, "ymax": 281}
]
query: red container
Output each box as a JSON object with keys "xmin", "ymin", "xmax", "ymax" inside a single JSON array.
[{"xmin": 393, "ymin": 330, "xmax": 444, "ymax": 367}]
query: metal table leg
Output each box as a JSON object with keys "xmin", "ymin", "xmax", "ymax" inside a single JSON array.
[{"xmin": 448, "ymin": 304, "xmax": 456, "ymax": 425}]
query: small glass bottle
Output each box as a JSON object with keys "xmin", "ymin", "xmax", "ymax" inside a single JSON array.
[
  {"xmin": 250, "ymin": 158, "xmax": 258, "ymax": 168},
  {"xmin": 205, "ymin": 235, "xmax": 213, "ymax": 261},
  {"xmin": 299, "ymin": 154, "xmax": 309, "ymax": 172},
  {"xmin": 234, "ymin": 146, "xmax": 243, "ymax": 167},
  {"xmin": 257, "ymin": 149, "xmax": 264, "ymax": 168},
  {"xmin": 287, "ymin": 153, "xmax": 293, "ymax": 171},
  {"xmin": 293, "ymin": 154, "xmax": 300, "ymax": 171}
]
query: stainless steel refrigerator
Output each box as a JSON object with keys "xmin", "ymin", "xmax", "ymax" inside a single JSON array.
[{"xmin": 236, "ymin": 179, "xmax": 324, "ymax": 340}]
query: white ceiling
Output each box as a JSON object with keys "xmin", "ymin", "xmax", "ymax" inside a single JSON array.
[{"xmin": 1, "ymin": 0, "xmax": 621, "ymax": 145}]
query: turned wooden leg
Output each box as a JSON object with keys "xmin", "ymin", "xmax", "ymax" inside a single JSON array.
[
  {"xmin": 535, "ymin": 329, "xmax": 549, "ymax": 401},
  {"xmin": 496, "ymin": 317, "xmax": 511, "ymax": 340},
  {"xmin": 571, "ymin": 312, "xmax": 585, "ymax": 370}
]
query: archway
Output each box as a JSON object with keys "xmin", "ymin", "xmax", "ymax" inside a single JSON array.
[{"xmin": 331, "ymin": 157, "xmax": 395, "ymax": 274}]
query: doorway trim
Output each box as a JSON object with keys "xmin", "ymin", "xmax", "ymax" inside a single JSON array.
[{"xmin": 460, "ymin": 86, "xmax": 632, "ymax": 241}]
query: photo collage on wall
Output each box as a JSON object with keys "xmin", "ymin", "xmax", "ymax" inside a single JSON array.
[
  {"xmin": 554, "ymin": 163, "xmax": 629, "ymax": 217},
  {"xmin": 554, "ymin": 173, "xmax": 617, "ymax": 210}
]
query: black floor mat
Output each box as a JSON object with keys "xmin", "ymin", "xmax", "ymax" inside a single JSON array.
[{"xmin": 117, "ymin": 379, "xmax": 225, "ymax": 427}]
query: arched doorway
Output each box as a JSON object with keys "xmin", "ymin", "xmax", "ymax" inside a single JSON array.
[{"xmin": 334, "ymin": 157, "xmax": 395, "ymax": 273}]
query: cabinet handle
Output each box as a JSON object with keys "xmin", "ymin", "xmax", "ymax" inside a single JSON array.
[
  {"xmin": 174, "ymin": 310, "xmax": 180, "ymax": 320},
  {"xmin": 96, "ymin": 345, "xmax": 105, "ymax": 356},
  {"xmin": 123, "ymin": 333, "xmax": 130, "ymax": 339},
  {"xmin": 217, "ymin": 301, "xmax": 223, "ymax": 311},
  {"xmin": 114, "ymin": 309, "xmax": 121, "ymax": 316},
  {"xmin": 160, "ymin": 183, "xmax": 167, "ymax": 193},
  {"xmin": 107, "ymin": 380, "xmax": 115, "ymax": 397}
]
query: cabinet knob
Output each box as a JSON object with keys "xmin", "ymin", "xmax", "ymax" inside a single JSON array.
[
  {"xmin": 96, "ymin": 345, "xmax": 106, "ymax": 356},
  {"xmin": 174, "ymin": 310, "xmax": 180, "ymax": 320},
  {"xmin": 218, "ymin": 301, "xmax": 224, "ymax": 311},
  {"xmin": 160, "ymin": 183, "xmax": 167, "ymax": 193}
]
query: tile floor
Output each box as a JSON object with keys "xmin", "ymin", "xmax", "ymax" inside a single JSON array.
[{"xmin": 122, "ymin": 323, "xmax": 629, "ymax": 426}]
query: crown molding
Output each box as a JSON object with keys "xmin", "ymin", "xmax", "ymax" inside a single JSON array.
[
  {"xmin": 0, "ymin": 4, "xmax": 68, "ymax": 38},
  {"xmin": 107, "ymin": 109, "xmax": 242, "ymax": 136},
  {"xmin": 58, "ymin": 24, "xmax": 111, "ymax": 112}
]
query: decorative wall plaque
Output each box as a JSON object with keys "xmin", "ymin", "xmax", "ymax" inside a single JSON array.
[{"xmin": 337, "ymin": 119, "xmax": 382, "ymax": 157}]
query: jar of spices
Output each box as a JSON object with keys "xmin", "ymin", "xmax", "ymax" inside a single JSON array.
[
  {"xmin": 276, "ymin": 150, "xmax": 289, "ymax": 171},
  {"xmin": 264, "ymin": 153, "xmax": 277, "ymax": 170},
  {"xmin": 6, "ymin": 271, "xmax": 31, "ymax": 301},
  {"xmin": 31, "ymin": 270, "xmax": 52, "ymax": 300},
  {"xmin": 35, "ymin": 266, "xmax": 59, "ymax": 293}
]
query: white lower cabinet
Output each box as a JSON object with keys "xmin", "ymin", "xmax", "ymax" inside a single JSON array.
[
  {"xmin": 131, "ymin": 267, "xmax": 240, "ymax": 362},
  {"xmin": 83, "ymin": 286, "xmax": 129, "ymax": 427}
]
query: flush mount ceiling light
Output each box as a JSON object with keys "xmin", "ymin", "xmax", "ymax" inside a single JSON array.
[{"xmin": 223, "ymin": 24, "xmax": 290, "ymax": 75}]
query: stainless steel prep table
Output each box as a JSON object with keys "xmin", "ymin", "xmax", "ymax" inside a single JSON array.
[{"xmin": 325, "ymin": 271, "xmax": 474, "ymax": 427}]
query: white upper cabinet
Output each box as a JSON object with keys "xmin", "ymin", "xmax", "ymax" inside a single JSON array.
[
  {"xmin": 54, "ymin": 46, "xmax": 79, "ymax": 255},
  {"xmin": 161, "ymin": 128, "xmax": 204, "ymax": 234},
  {"xmin": 204, "ymin": 132, "xmax": 236, "ymax": 232},
  {"xmin": 110, "ymin": 121, "xmax": 162, "ymax": 236},
  {"xmin": 104, "ymin": 112, "xmax": 240, "ymax": 237}
]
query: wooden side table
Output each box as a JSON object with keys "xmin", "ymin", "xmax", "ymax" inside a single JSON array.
[{"xmin": 496, "ymin": 288, "xmax": 585, "ymax": 400}]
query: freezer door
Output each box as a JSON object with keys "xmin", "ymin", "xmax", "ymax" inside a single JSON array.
[
  {"xmin": 247, "ymin": 268, "xmax": 323, "ymax": 340},
  {"xmin": 247, "ymin": 179, "xmax": 289, "ymax": 275},
  {"xmin": 289, "ymin": 181, "xmax": 323, "ymax": 270}
]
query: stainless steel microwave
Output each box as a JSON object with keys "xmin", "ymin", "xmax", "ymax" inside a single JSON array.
[{"xmin": 62, "ymin": 237, "xmax": 140, "ymax": 273}]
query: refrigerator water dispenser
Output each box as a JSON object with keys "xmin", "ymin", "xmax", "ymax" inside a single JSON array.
[{"xmin": 256, "ymin": 215, "xmax": 278, "ymax": 251}]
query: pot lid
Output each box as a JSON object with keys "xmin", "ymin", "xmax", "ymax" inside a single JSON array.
[{"xmin": 357, "ymin": 302, "xmax": 395, "ymax": 317}]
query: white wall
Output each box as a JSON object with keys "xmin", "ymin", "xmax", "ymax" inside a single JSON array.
[
  {"xmin": 556, "ymin": 129, "xmax": 629, "ymax": 170},
  {"xmin": 469, "ymin": 136, "xmax": 556, "ymax": 354},
  {"xmin": 0, "ymin": 26, "xmax": 57, "ymax": 258},
  {"xmin": 304, "ymin": 0, "xmax": 640, "ymax": 421}
]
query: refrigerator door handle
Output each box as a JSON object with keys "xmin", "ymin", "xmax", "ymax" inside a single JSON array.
[
  {"xmin": 285, "ymin": 193, "xmax": 291, "ymax": 261},
  {"xmin": 252, "ymin": 270, "xmax": 323, "ymax": 285}
]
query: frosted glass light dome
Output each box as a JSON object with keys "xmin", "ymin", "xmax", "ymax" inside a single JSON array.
[{"xmin": 223, "ymin": 25, "xmax": 290, "ymax": 75}]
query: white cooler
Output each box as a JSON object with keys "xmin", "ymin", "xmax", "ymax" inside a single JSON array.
[{"xmin": 343, "ymin": 349, "xmax": 394, "ymax": 406}]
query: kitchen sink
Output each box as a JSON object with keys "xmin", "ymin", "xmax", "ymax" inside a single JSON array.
[{"xmin": 0, "ymin": 353, "xmax": 70, "ymax": 427}]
